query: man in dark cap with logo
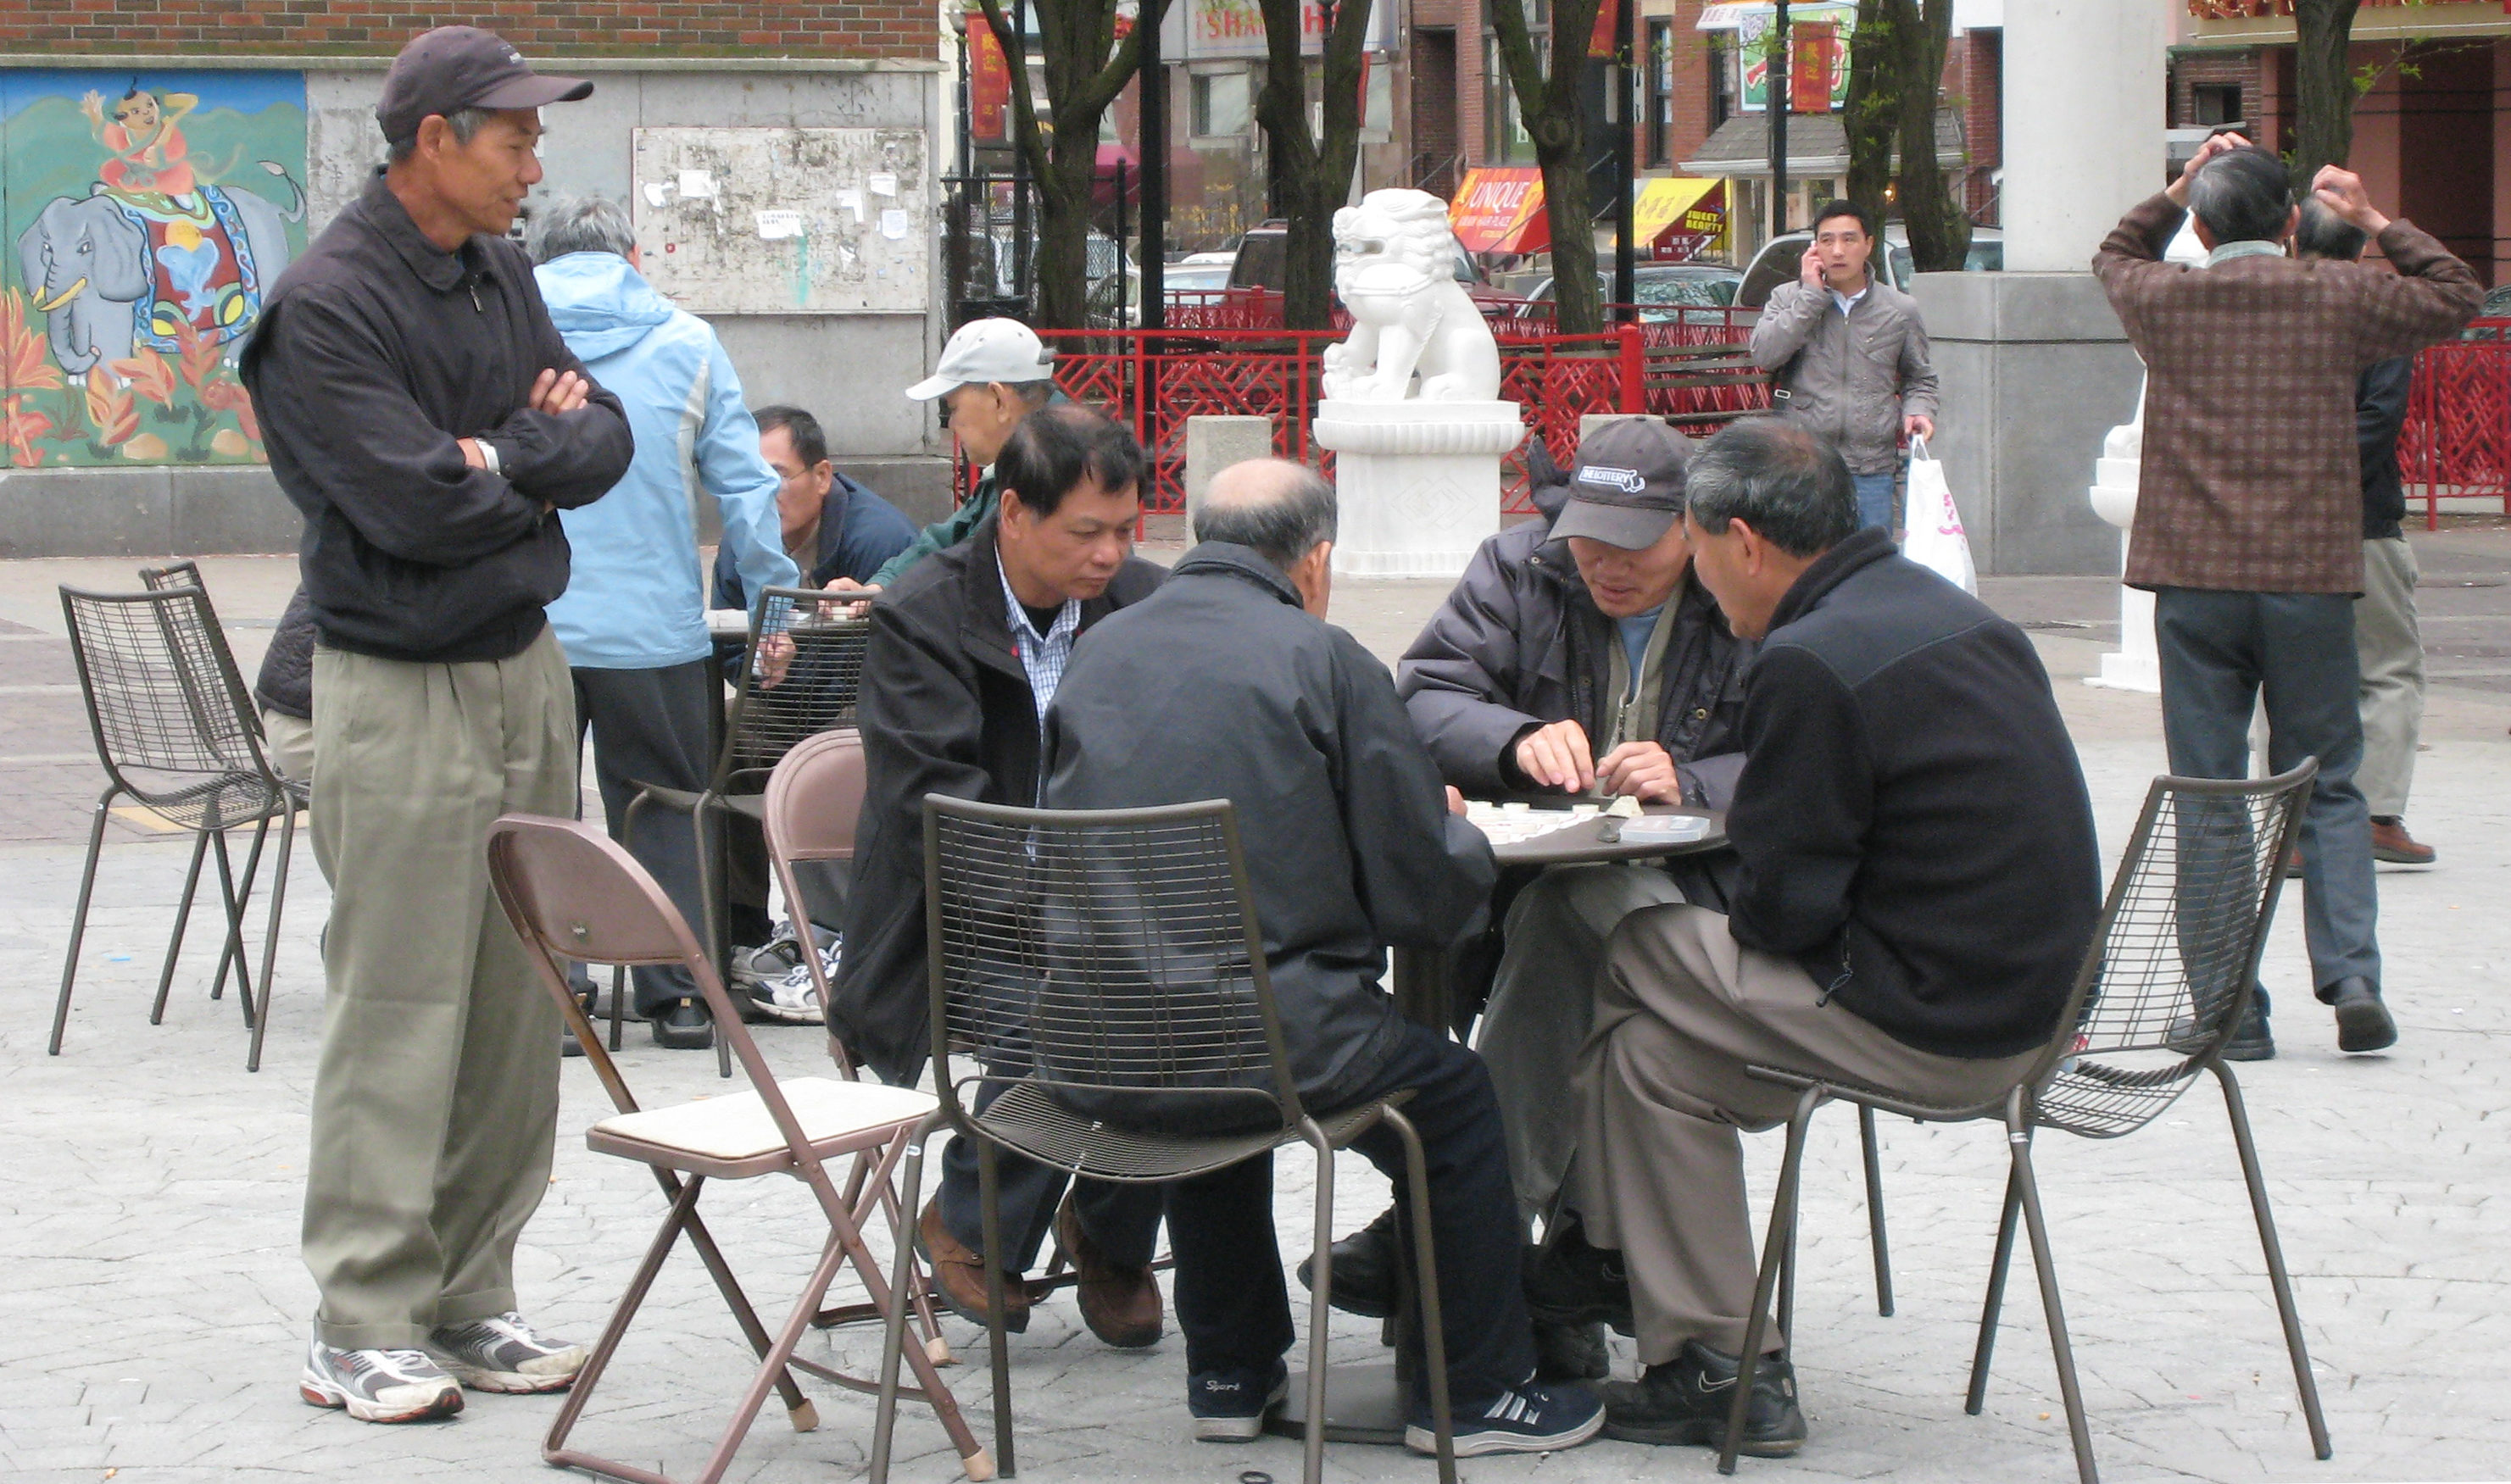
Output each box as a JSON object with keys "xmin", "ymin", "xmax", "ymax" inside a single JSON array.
[
  {"xmin": 240, "ymin": 26, "xmax": 632, "ymax": 1426},
  {"xmin": 1286, "ymin": 418, "xmax": 1747, "ymax": 1382}
]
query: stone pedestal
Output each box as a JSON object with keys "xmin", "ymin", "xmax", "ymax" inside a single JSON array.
[
  {"xmin": 1313, "ymin": 399, "xmax": 1524, "ymax": 578},
  {"xmin": 2086, "ymin": 421, "xmax": 2160, "ymax": 692}
]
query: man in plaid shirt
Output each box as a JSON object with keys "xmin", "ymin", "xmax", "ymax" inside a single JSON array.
[{"xmin": 2094, "ymin": 133, "xmax": 2479, "ymax": 1059}]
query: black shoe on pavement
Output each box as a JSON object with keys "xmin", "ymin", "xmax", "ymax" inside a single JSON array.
[
  {"xmin": 1601, "ymin": 1341, "xmax": 1807, "ymax": 1456},
  {"xmin": 1295, "ymin": 1204, "xmax": 1400, "ymax": 1319},
  {"xmin": 1189, "ymin": 1359, "xmax": 1289, "ymax": 1442},
  {"xmin": 2326, "ymin": 975, "xmax": 2397, "ymax": 1053},
  {"xmin": 651, "ymin": 998, "xmax": 713, "ymax": 1050},
  {"xmin": 1523, "ymin": 1216, "xmax": 1635, "ymax": 1337},
  {"xmin": 2220, "ymin": 986, "xmax": 2274, "ymax": 1062},
  {"xmin": 1533, "ymin": 1318, "xmax": 1611, "ymax": 1382}
]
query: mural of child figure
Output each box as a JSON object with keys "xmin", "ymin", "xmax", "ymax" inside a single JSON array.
[{"xmin": 82, "ymin": 83, "xmax": 212, "ymax": 204}]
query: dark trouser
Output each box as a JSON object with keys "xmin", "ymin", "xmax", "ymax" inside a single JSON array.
[
  {"xmin": 2153, "ymin": 587, "xmax": 2380, "ymax": 994},
  {"xmin": 573, "ymin": 660, "xmax": 717, "ymax": 1015},
  {"xmin": 725, "ymin": 816, "xmax": 849, "ymax": 948},
  {"xmin": 1162, "ymin": 1020, "xmax": 1538, "ymax": 1415},
  {"xmin": 941, "ymin": 1079, "xmax": 1166, "ymax": 1274}
]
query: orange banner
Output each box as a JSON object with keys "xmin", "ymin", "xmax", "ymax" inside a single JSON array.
[
  {"xmin": 969, "ymin": 11, "xmax": 1012, "ymax": 141},
  {"xmin": 1449, "ymin": 167, "xmax": 1550, "ymax": 255}
]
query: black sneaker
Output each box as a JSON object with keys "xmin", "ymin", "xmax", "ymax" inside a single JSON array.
[
  {"xmin": 2222, "ymin": 986, "xmax": 2274, "ymax": 1062},
  {"xmin": 1294, "ymin": 1204, "xmax": 1399, "ymax": 1319},
  {"xmin": 1188, "ymin": 1359, "xmax": 1289, "ymax": 1442},
  {"xmin": 1523, "ymin": 1217, "xmax": 1634, "ymax": 1337},
  {"xmin": 1406, "ymin": 1381, "xmax": 1604, "ymax": 1457},
  {"xmin": 1601, "ymin": 1340, "xmax": 1807, "ymax": 1457},
  {"xmin": 652, "ymin": 998, "xmax": 713, "ymax": 1050}
]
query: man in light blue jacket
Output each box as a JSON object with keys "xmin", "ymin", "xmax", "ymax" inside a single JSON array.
[{"xmin": 531, "ymin": 195, "xmax": 799, "ymax": 1049}]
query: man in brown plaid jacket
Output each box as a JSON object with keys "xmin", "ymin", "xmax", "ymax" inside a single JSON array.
[{"xmin": 2094, "ymin": 134, "xmax": 2479, "ymax": 1061}]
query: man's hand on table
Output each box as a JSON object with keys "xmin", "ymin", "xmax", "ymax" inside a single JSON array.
[
  {"xmin": 1515, "ymin": 719, "xmax": 1597, "ymax": 794},
  {"xmin": 1597, "ymin": 741, "xmax": 1684, "ymax": 803},
  {"xmin": 824, "ymin": 576, "xmax": 880, "ymax": 620},
  {"xmin": 754, "ymin": 631, "xmax": 794, "ymax": 688}
]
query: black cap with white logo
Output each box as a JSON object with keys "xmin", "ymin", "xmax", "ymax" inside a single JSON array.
[
  {"xmin": 376, "ymin": 26, "xmax": 593, "ymax": 147},
  {"xmin": 1551, "ymin": 417, "xmax": 1694, "ymax": 550}
]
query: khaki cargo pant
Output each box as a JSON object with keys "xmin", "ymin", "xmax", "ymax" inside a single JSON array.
[{"xmin": 301, "ymin": 626, "xmax": 577, "ymax": 1349}]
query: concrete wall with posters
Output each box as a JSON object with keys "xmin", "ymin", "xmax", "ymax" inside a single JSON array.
[{"xmin": 0, "ymin": 58, "xmax": 951, "ymax": 559}]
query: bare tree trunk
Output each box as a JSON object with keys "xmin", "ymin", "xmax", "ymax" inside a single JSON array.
[
  {"xmin": 1256, "ymin": 0, "xmax": 1376, "ymax": 328},
  {"xmin": 1896, "ymin": 0, "xmax": 1968, "ymax": 271},
  {"xmin": 2293, "ymin": 0, "xmax": 2364, "ymax": 190},
  {"xmin": 1841, "ymin": 0, "xmax": 1901, "ymax": 231},
  {"xmin": 1489, "ymin": 0, "xmax": 1606, "ymax": 333}
]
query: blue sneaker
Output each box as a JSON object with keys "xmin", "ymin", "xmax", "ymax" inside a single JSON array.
[
  {"xmin": 1406, "ymin": 1380, "xmax": 1605, "ymax": 1457},
  {"xmin": 1189, "ymin": 1360, "xmax": 1289, "ymax": 1442}
]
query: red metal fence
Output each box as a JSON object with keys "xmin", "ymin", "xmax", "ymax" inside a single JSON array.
[{"xmin": 2405, "ymin": 331, "xmax": 2511, "ymax": 528}]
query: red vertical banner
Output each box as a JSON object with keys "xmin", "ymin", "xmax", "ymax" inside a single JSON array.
[
  {"xmin": 1587, "ymin": 0, "xmax": 1621, "ymax": 60},
  {"xmin": 969, "ymin": 10, "xmax": 1012, "ymax": 141},
  {"xmin": 1791, "ymin": 22, "xmax": 1835, "ymax": 112}
]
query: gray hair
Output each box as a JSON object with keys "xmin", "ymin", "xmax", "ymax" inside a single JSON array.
[
  {"xmin": 1193, "ymin": 459, "xmax": 1338, "ymax": 571},
  {"xmin": 528, "ymin": 194, "xmax": 637, "ymax": 264},
  {"xmin": 2293, "ymin": 197, "xmax": 2368, "ymax": 263},
  {"xmin": 2187, "ymin": 147, "xmax": 2293, "ymax": 246},
  {"xmin": 1007, "ymin": 379, "xmax": 1058, "ymax": 409},
  {"xmin": 1684, "ymin": 420, "xmax": 1857, "ymax": 559},
  {"xmin": 386, "ymin": 105, "xmax": 493, "ymax": 164}
]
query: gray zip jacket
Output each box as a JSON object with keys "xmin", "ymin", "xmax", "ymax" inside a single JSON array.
[{"xmin": 1750, "ymin": 272, "xmax": 1939, "ymax": 475}]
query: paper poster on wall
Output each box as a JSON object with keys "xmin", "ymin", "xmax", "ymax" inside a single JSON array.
[{"xmin": 632, "ymin": 127, "xmax": 929, "ymax": 314}]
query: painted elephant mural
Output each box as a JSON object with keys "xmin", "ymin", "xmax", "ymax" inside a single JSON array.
[{"xmin": 1, "ymin": 70, "xmax": 309, "ymax": 468}]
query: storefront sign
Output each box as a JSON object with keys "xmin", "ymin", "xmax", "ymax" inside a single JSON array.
[
  {"xmin": 1161, "ymin": 0, "xmax": 1397, "ymax": 62},
  {"xmin": 1450, "ymin": 166, "xmax": 1550, "ymax": 255}
]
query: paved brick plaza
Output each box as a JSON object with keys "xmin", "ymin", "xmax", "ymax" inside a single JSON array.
[{"xmin": 4, "ymin": 545, "xmax": 2508, "ymax": 1483}]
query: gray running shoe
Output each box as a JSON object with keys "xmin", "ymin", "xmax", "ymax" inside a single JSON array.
[
  {"xmin": 299, "ymin": 1339, "xmax": 464, "ymax": 1423},
  {"xmin": 426, "ymin": 1311, "xmax": 587, "ymax": 1394},
  {"xmin": 729, "ymin": 920, "xmax": 805, "ymax": 988}
]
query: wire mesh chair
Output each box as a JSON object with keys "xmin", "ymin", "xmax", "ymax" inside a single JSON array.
[
  {"xmin": 620, "ymin": 586, "xmax": 871, "ymax": 1076},
  {"xmin": 868, "ymin": 796, "xmax": 1460, "ymax": 1484},
  {"xmin": 1716, "ymin": 764, "xmax": 2329, "ymax": 1484},
  {"xmin": 485, "ymin": 813, "xmax": 990, "ymax": 1484},
  {"xmin": 761, "ymin": 731, "xmax": 952, "ymax": 1358},
  {"xmin": 52, "ymin": 584, "xmax": 304, "ymax": 1071}
]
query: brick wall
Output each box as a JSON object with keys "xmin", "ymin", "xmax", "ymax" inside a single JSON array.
[
  {"xmin": 0, "ymin": 0, "xmax": 938, "ymax": 59},
  {"xmin": 2171, "ymin": 48, "xmax": 2258, "ymax": 127},
  {"xmin": 1959, "ymin": 28, "xmax": 2000, "ymax": 223}
]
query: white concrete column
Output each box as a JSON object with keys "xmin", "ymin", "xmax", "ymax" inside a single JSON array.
[{"xmin": 2000, "ymin": 0, "xmax": 2169, "ymax": 273}]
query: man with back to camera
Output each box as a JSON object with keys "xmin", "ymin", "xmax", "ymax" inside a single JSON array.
[
  {"xmin": 1523, "ymin": 419, "xmax": 2100, "ymax": 1456},
  {"xmin": 830, "ymin": 404, "xmax": 1170, "ymax": 1349},
  {"xmin": 2291, "ymin": 199, "xmax": 2438, "ymax": 871},
  {"xmin": 526, "ymin": 192, "xmax": 802, "ymax": 1048},
  {"xmin": 1749, "ymin": 201, "xmax": 1937, "ymax": 533},
  {"xmin": 706, "ymin": 403, "xmax": 920, "ymax": 1015},
  {"xmin": 1043, "ymin": 458, "xmax": 1606, "ymax": 1456},
  {"xmin": 1294, "ymin": 417, "xmax": 1747, "ymax": 1382},
  {"xmin": 2093, "ymin": 134, "xmax": 2478, "ymax": 1058},
  {"xmin": 239, "ymin": 26, "xmax": 632, "ymax": 1423}
]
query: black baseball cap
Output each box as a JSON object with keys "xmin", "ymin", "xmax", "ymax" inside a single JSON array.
[
  {"xmin": 376, "ymin": 26, "xmax": 593, "ymax": 146},
  {"xmin": 1552, "ymin": 418, "xmax": 1694, "ymax": 549}
]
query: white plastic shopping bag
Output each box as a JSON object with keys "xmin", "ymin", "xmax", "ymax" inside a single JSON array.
[{"xmin": 1899, "ymin": 436, "xmax": 1976, "ymax": 594}]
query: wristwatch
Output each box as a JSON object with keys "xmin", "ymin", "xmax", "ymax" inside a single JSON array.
[{"xmin": 476, "ymin": 439, "xmax": 502, "ymax": 476}]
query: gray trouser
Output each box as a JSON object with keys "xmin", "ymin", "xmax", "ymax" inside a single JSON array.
[
  {"xmin": 259, "ymin": 705, "xmax": 316, "ymax": 789},
  {"xmin": 2154, "ymin": 586, "xmax": 2380, "ymax": 994},
  {"xmin": 2354, "ymin": 537, "xmax": 2424, "ymax": 819},
  {"xmin": 1475, "ymin": 863, "xmax": 1687, "ymax": 1217},
  {"xmin": 1573, "ymin": 903, "xmax": 2036, "ymax": 1365},
  {"xmin": 573, "ymin": 660, "xmax": 717, "ymax": 1014},
  {"xmin": 302, "ymin": 627, "xmax": 577, "ymax": 1348}
]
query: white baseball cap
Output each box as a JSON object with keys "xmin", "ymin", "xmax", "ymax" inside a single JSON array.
[{"xmin": 905, "ymin": 319, "xmax": 1056, "ymax": 401}]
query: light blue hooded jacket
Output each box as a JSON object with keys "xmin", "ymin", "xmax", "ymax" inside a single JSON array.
[{"xmin": 537, "ymin": 252, "xmax": 799, "ymax": 670}]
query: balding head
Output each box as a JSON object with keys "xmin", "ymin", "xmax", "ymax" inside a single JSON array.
[{"xmin": 1194, "ymin": 458, "xmax": 1339, "ymax": 615}]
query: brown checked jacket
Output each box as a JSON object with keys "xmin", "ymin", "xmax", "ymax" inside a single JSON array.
[{"xmin": 2092, "ymin": 191, "xmax": 2480, "ymax": 594}]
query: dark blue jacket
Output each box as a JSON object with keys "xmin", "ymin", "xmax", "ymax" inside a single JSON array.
[{"xmin": 713, "ymin": 474, "xmax": 918, "ymax": 615}]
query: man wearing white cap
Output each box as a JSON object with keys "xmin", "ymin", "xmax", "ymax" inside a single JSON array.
[{"xmin": 860, "ymin": 318, "xmax": 1061, "ymax": 594}]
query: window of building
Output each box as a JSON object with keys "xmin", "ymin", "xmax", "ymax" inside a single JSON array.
[
  {"xmin": 1192, "ymin": 69, "xmax": 1252, "ymax": 140},
  {"xmin": 1645, "ymin": 19, "xmax": 1673, "ymax": 167},
  {"xmin": 2191, "ymin": 81, "xmax": 2243, "ymax": 127},
  {"xmin": 1484, "ymin": 0, "xmax": 1548, "ymax": 163},
  {"xmin": 1708, "ymin": 31, "xmax": 1734, "ymax": 131}
]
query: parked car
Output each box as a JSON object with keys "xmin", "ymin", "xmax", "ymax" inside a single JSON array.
[
  {"xmin": 1083, "ymin": 262, "xmax": 1244, "ymax": 327},
  {"xmin": 1737, "ymin": 225, "xmax": 2002, "ymax": 308},
  {"xmin": 1227, "ymin": 219, "xmax": 1528, "ymax": 314},
  {"xmin": 1520, "ymin": 264, "xmax": 1745, "ymax": 322}
]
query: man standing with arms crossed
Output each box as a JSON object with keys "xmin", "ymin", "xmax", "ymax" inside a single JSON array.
[{"xmin": 241, "ymin": 28, "xmax": 632, "ymax": 1423}]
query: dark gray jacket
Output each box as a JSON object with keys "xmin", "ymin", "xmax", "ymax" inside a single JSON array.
[
  {"xmin": 1044, "ymin": 544, "xmax": 1497, "ymax": 1115},
  {"xmin": 254, "ymin": 587, "xmax": 317, "ymax": 720},
  {"xmin": 1750, "ymin": 272, "xmax": 1938, "ymax": 476},
  {"xmin": 831, "ymin": 516, "xmax": 1167, "ymax": 1087},
  {"xmin": 1396, "ymin": 520, "xmax": 1751, "ymax": 808}
]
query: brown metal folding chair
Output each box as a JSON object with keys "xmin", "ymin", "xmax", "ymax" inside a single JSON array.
[
  {"xmin": 1721, "ymin": 764, "xmax": 2331, "ymax": 1484},
  {"xmin": 485, "ymin": 814, "xmax": 991, "ymax": 1484},
  {"xmin": 760, "ymin": 730, "xmax": 951, "ymax": 1358}
]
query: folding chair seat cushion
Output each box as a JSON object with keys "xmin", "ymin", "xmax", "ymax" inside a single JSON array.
[
  {"xmin": 970, "ymin": 1080, "xmax": 1399, "ymax": 1182},
  {"xmin": 590, "ymin": 1078, "xmax": 939, "ymax": 1177}
]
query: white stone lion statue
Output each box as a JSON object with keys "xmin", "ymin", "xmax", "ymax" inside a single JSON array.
[{"xmin": 1320, "ymin": 188, "xmax": 1502, "ymax": 403}]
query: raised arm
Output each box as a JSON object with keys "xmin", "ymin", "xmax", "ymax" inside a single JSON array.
[
  {"xmin": 693, "ymin": 340, "xmax": 802, "ymax": 599},
  {"xmin": 2308, "ymin": 167, "xmax": 2486, "ymax": 361},
  {"xmin": 477, "ymin": 262, "xmax": 634, "ymax": 509}
]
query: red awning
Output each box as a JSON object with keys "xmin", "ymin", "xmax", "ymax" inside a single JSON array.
[{"xmin": 1449, "ymin": 167, "xmax": 1550, "ymax": 255}]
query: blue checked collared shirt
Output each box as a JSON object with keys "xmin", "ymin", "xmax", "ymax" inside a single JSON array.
[{"xmin": 998, "ymin": 553, "xmax": 1081, "ymax": 731}]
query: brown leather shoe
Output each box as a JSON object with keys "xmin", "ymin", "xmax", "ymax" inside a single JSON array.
[
  {"xmin": 917, "ymin": 1197, "xmax": 1028, "ymax": 1333},
  {"xmin": 2370, "ymin": 817, "xmax": 2436, "ymax": 865},
  {"xmin": 1055, "ymin": 1193, "xmax": 1164, "ymax": 1348}
]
